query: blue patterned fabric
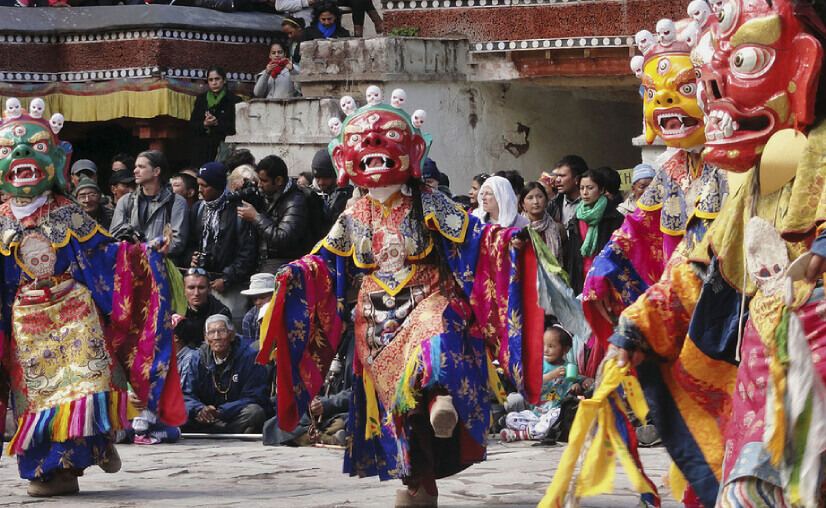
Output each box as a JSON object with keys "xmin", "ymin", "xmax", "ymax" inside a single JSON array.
[
  {"xmin": 2, "ymin": 199, "xmax": 177, "ymax": 479},
  {"xmin": 274, "ymin": 203, "xmax": 531, "ymax": 480}
]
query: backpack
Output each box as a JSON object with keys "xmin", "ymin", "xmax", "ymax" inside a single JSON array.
[
  {"xmin": 297, "ymin": 185, "xmax": 331, "ymax": 248},
  {"xmin": 547, "ymin": 395, "xmax": 580, "ymax": 443}
]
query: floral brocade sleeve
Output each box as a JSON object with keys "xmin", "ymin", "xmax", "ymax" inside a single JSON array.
[{"xmin": 609, "ymin": 255, "xmax": 703, "ymax": 362}]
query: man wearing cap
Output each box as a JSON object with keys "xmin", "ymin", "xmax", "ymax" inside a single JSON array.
[
  {"xmin": 310, "ymin": 148, "xmax": 352, "ymax": 224},
  {"xmin": 240, "ymin": 273, "xmax": 274, "ymax": 343},
  {"xmin": 109, "ymin": 168, "xmax": 136, "ymax": 205},
  {"xmin": 420, "ymin": 157, "xmax": 441, "ymax": 191},
  {"xmin": 617, "ymin": 164, "xmax": 655, "ymax": 216},
  {"xmin": 70, "ymin": 158, "xmax": 98, "ymax": 190},
  {"xmin": 74, "ymin": 175, "xmax": 113, "ymax": 230},
  {"xmin": 185, "ymin": 162, "xmax": 257, "ymax": 322}
]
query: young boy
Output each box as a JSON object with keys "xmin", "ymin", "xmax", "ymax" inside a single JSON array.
[{"xmin": 500, "ymin": 323, "xmax": 587, "ymax": 442}]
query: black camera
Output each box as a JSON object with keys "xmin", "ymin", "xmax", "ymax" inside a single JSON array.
[
  {"xmin": 227, "ymin": 180, "xmax": 264, "ymax": 210},
  {"xmin": 194, "ymin": 251, "xmax": 213, "ymax": 269},
  {"xmin": 114, "ymin": 226, "xmax": 146, "ymax": 244}
]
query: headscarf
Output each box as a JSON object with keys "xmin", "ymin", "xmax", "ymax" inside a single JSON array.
[
  {"xmin": 576, "ymin": 195, "xmax": 607, "ymax": 258},
  {"xmin": 472, "ymin": 175, "xmax": 520, "ymax": 228}
]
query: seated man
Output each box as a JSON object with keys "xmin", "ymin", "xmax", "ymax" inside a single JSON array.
[
  {"xmin": 182, "ymin": 315, "xmax": 270, "ymax": 434},
  {"xmin": 241, "ymin": 272, "xmax": 275, "ymax": 342},
  {"xmin": 75, "ymin": 176, "xmax": 114, "ymax": 230},
  {"xmin": 176, "ymin": 268, "xmax": 232, "ymax": 349},
  {"xmin": 263, "ymin": 330, "xmax": 354, "ymax": 446}
]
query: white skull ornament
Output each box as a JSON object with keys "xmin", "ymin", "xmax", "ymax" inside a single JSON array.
[
  {"xmin": 635, "ymin": 30, "xmax": 656, "ymax": 55},
  {"xmin": 656, "ymin": 19, "xmax": 677, "ymax": 47},
  {"xmin": 411, "ymin": 109, "xmax": 426, "ymax": 129},
  {"xmin": 5, "ymin": 98, "xmax": 22, "ymax": 119},
  {"xmin": 328, "ymin": 117, "xmax": 342, "ymax": 136},
  {"xmin": 745, "ymin": 217, "xmax": 789, "ymax": 297},
  {"xmin": 630, "ymin": 55, "xmax": 644, "ymax": 78},
  {"xmin": 29, "ymin": 98, "xmax": 45, "ymax": 119},
  {"xmin": 49, "ymin": 113, "xmax": 65, "ymax": 135},
  {"xmin": 365, "ymin": 86, "xmax": 382, "ymax": 106},
  {"xmin": 340, "ymin": 96, "xmax": 356, "ymax": 116},
  {"xmin": 709, "ymin": 0, "xmax": 724, "ymax": 14},
  {"xmin": 687, "ymin": 0, "xmax": 711, "ymax": 28},
  {"xmin": 19, "ymin": 233, "xmax": 57, "ymax": 279},
  {"xmin": 682, "ymin": 21, "xmax": 701, "ymax": 49},
  {"xmin": 390, "ymin": 89, "xmax": 406, "ymax": 109}
]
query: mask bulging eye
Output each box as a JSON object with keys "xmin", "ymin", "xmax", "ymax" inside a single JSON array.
[
  {"xmin": 731, "ymin": 47, "xmax": 773, "ymax": 76},
  {"xmin": 680, "ymin": 83, "xmax": 697, "ymax": 96}
]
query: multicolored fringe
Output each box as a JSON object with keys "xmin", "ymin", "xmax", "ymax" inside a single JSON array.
[
  {"xmin": 6, "ymin": 391, "xmax": 128, "ymax": 456},
  {"xmin": 392, "ymin": 342, "xmax": 429, "ymax": 414}
]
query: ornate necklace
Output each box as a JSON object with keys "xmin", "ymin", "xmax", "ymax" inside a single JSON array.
[{"xmin": 210, "ymin": 360, "xmax": 233, "ymax": 395}]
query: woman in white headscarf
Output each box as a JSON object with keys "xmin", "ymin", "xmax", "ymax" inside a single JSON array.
[{"xmin": 472, "ymin": 175, "xmax": 530, "ymax": 228}]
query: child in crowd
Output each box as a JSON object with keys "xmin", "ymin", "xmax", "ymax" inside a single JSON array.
[
  {"xmin": 500, "ymin": 322, "xmax": 590, "ymax": 442},
  {"xmin": 564, "ymin": 169, "xmax": 624, "ymax": 295}
]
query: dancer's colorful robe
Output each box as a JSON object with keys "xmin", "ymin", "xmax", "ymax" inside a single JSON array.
[
  {"xmin": 613, "ymin": 125, "xmax": 826, "ymax": 506},
  {"xmin": 259, "ymin": 189, "xmax": 543, "ymax": 479},
  {"xmin": 0, "ymin": 195, "xmax": 185, "ymax": 479},
  {"xmin": 576, "ymin": 151, "xmax": 735, "ymax": 504},
  {"xmin": 581, "ymin": 151, "xmax": 728, "ymax": 373}
]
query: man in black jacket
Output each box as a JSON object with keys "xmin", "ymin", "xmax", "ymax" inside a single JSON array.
[
  {"xmin": 176, "ymin": 269, "xmax": 233, "ymax": 349},
  {"xmin": 546, "ymin": 154, "xmax": 588, "ymax": 228},
  {"xmin": 311, "ymin": 148, "xmax": 352, "ymax": 225},
  {"xmin": 186, "ymin": 162, "xmax": 257, "ymax": 293},
  {"xmin": 186, "ymin": 162, "xmax": 258, "ymax": 327},
  {"xmin": 238, "ymin": 155, "xmax": 310, "ymax": 273}
]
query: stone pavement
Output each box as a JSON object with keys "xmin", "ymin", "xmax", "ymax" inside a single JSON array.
[{"xmin": 1, "ymin": 438, "xmax": 680, "ymax": 507}]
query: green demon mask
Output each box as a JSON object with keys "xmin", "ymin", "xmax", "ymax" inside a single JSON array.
[{"xmin": 0, "ymin": 98, "xmax": 68, "ymax": 197}]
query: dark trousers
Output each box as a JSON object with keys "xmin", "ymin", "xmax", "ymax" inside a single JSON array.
[
  {"xmin": 338, "ymin": 0, "xmax": 376, "ymax": 25},
  {"xmin": 183, "ymin": 404, "xmax": 266, "ymax": 434}
]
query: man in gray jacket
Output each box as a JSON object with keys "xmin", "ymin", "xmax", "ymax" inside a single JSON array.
[{"xmin": 110, "ymin": 150, "xmax": 189, "ymax": 264}]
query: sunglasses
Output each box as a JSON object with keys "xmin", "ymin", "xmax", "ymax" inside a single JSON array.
[{"xmin": 187, "ymin": 267, "xmax": 207, "ymax": 276}]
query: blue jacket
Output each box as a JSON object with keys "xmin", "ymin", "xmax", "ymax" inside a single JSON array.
[{"xmin": 182, "ymin": 337, "xmax": 271, "ymax": 422}]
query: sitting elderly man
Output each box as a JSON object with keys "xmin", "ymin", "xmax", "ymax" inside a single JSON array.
[{"xmin": 181, "ymin": 315, "xmax": 270, "ymax": 434}]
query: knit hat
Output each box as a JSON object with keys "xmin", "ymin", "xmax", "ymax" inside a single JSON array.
[
  {"xmin": 197, "ymin": 161, "xmax": 227, "ymax": 191},
  {"xmin": 631, "ymin": 164, "xmax": 655, "ymax": 184},
  {"xmin": 311, "ymin": 149, "xmax": 336, "ymax": 179},
  {"xmin": 421, "ymin": 158, "xmax": 440, "ymax": 181},
  {"xmin": 74, "ymin": 175, "xmax": 100, "ymax": 195},
  {"xmin": 71, "ymin": 159, "xmax": 97, "ymax": 175}
]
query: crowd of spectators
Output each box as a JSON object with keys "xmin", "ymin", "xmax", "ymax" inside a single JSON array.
[{"xmin": 44, "ymin": 134, "xmax": 648, "ymax": 447}]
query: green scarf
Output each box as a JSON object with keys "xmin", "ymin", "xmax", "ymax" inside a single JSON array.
[
  {"xmin": 576, "ymin": 195, "xmax": 607, "ymax": 258},
  {"xmin": 205, "ymin": 88, "xmax": 226, "ymax": 134}
]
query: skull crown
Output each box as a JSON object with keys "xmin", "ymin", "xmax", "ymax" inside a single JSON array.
[
  {"xmin": 2, "ymin": 97, "xmax": 63, "ymax": 135},
  {"xmin": 632, "ymin": 18, "xmax": 694, "ymax": 81},
  {"xmin": 326, "ymin": 87, "xmax": 429, "ymax": 141}
]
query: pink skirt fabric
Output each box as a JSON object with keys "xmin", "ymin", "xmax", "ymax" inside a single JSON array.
[{"xmin": 722, "ymin": 296, "xmax": 826, "ymax": 486}]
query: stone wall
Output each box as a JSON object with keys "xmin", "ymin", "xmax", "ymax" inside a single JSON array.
[{"xmin": 229, "ymin": 81, "xmax": 642, "ymax": 192}]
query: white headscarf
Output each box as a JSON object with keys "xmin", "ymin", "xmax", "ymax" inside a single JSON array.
[{"xmin": 472, "ymin": 175, "xmax": 522, "ymax": 228}]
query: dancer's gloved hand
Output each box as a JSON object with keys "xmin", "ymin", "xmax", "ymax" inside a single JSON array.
[
  {"xmin": 806, "ymin": 252, "xmax": 826, "ymax": 282},
  {"xmin": 608, "ymin": 343, "xmax": 644, "ymax": 368},
  {"xmin": 510, "ymin": 227, "xmax": 530, "ymax": 250}
]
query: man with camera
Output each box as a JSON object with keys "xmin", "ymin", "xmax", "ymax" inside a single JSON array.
[
  {"xmin": 185, "ymin": 162, "xmax": 258, "ymax": 325},
  {"xmin": 237, "ymin": 154, "xmax": 311, "ymax": 273},
  {"xmin": 110, "ymin": 150, "xmax": 189, "ymax": 264}
]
